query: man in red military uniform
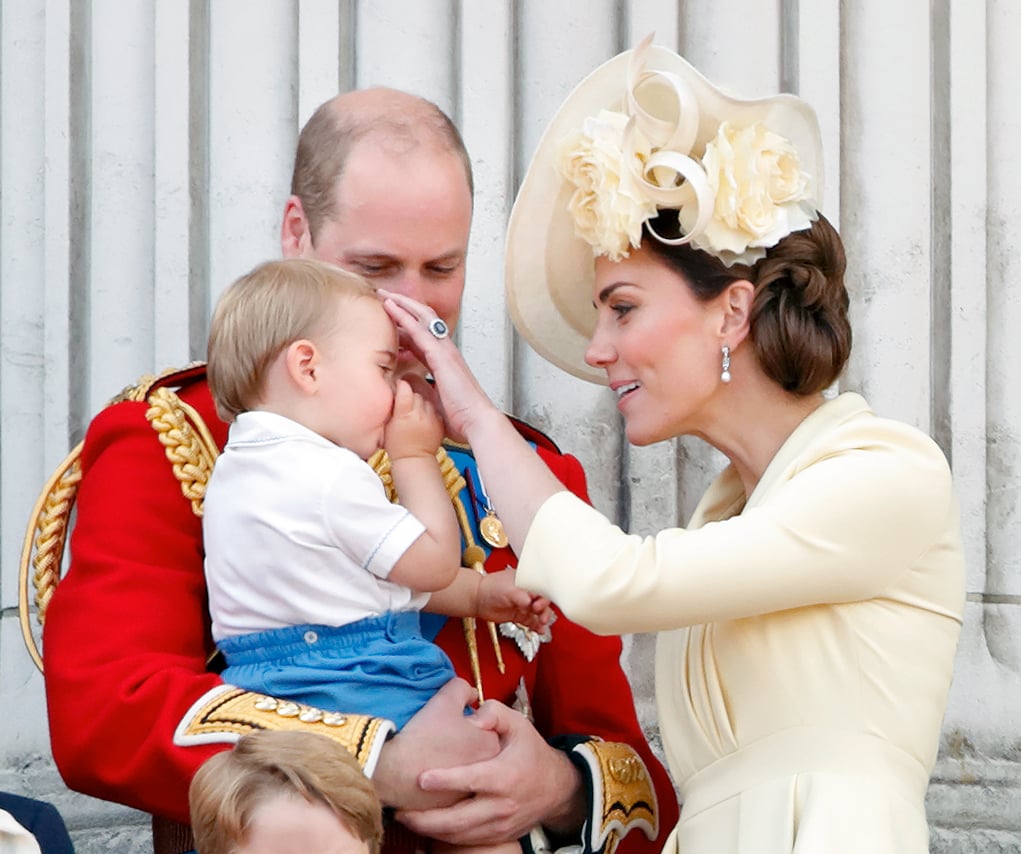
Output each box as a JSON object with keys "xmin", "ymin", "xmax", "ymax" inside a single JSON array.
[{"xmin": 42, "ymin": 88, "xmax": 678, "ymax": 854}]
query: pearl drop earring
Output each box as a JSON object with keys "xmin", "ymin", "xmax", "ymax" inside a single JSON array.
[{"xmin": 721, "ymin": 345, "xmax": 732, "ymax": 383}]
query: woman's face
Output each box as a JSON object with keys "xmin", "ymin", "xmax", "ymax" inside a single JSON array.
[{"xmin": 585, "ymin": 245, "xmax": 726, "ymax": 445}]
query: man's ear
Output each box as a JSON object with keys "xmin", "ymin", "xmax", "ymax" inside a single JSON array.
[
  {"xmin": 281, "ymin": 196, "xmax": 313, "ymax": 258},
  {"xmin": 720, "ymin": 280, "xmax": 754, "ymax": 346},
  {"xmin": 284, "ymin": 340, "xmax": 319, "ymax": 392}
]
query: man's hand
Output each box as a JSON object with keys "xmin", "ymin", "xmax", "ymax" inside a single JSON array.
[
  {"xmin": 373, "ymin": 679, "xmax": 499, "ymax": 810},
  {"xmin": 395, "ymin": 700, "xmax": 585, "ymax": 845}
]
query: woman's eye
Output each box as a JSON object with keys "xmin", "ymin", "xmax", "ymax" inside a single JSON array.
[{"xmin": 611, "ymin": 303, "xmax": 634, "ymax": 318}]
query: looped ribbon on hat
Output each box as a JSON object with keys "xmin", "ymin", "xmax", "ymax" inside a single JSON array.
[{"xmin": 621, "ymin": 35, "xmax": 715, "ymax": 247}]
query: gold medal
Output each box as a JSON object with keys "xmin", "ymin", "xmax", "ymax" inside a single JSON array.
[
  {"xmin": 479, "ymin": 511, "xmax": 509, "ymax": 549},
  {"xmin": 466, "ymin": 465, "xmax": 508, "ymax": 549}
]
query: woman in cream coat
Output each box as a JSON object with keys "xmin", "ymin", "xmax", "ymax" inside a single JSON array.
[{"xmin": 383, "ymin": 40, "xmax": 965, "ymax": 854}]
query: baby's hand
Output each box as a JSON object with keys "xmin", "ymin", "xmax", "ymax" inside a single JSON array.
[
  {"xmin": 384, "ymin": 380, "xmax": 444, "ymax": 460},
  {"xmin": 476, "ymin": 568, "xmax": 554, "ymax": 633}
]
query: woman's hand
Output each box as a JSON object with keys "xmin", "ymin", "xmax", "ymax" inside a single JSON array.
[
  {"xmin": 395, "ymin": 700, "xmax": 585, "ymax": 845},
  {"xmin": 382, "ymin": 289, "xmax": 566, "ymax": 558},
  {"xmin": 380, "ymin": 290, "xmax": 500, "ymax": 441}
]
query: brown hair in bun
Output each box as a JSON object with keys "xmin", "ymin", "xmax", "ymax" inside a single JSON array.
[{"xmin": 642, "ymin": 211, "xmax": 851, "ymax": 396}]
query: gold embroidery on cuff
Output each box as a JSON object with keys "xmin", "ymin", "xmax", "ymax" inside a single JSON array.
[
  {"xmin": 179, "ymin": 687, "xmax": 389, "ymax": 770},
  {"xmin": 573, "ymin": 740, "xmax": 659, "ymax": 852}
]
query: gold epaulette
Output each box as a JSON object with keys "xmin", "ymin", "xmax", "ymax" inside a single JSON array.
[{"xmin": 107, "ymin": 363, "xmax": 201, "ymax": 404}]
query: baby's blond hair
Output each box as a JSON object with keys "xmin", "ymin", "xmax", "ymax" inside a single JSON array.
[
  {"xmin": 189, "ymin": 730, "xmax": 383, "ymax": 854},
  {"xmin": 207, "ymin": 258, "xmax": 376, "ymax": 422}
]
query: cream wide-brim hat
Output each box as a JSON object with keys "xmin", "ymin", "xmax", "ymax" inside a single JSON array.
[{"xmin": 505, "ymin": 42, "xmax": 824, "ymax": 384}]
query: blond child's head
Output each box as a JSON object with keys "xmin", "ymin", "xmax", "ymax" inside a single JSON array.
[
  {"xmin": 207, "ymin": 258, "xmax": 378, "ymax": 423},
  {"xmin": 189, "ymin": 730, "xmax": 383, "ymax": 854}
]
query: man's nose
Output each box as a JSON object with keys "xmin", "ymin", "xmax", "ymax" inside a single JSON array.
[{"xmin": 388, "ymin": 270, "xmax": 426, "ymax": 303}]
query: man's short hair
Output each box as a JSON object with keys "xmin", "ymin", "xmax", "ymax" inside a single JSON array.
[
  {"xmin": 207, "ymin": 258, "xmax": 375, "ymax": 422},
  {"xmin": 291, "ymin": 88, "xmax": 474, "ymax": 241},
  {"xmin": 189, "ymin": 730, "xmax": 383, "ymax": 854}
]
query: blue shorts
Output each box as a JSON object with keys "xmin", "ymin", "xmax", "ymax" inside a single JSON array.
[{"xmin": 218, "ymin": 610, "xmax": 456, "ymax": 729}]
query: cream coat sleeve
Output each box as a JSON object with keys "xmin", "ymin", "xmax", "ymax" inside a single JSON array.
[{"xmin": 515, "ymin": 400, "xmax": 960, "ymax": 635}]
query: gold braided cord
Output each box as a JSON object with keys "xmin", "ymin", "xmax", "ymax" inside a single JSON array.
[
  {"xmin": 433, "ymin": 448, "xmax": 494, "ymax": 692},
  {"xmin": 368, "ymin": 446, "xmax": 501, "ymax": 695},
  {"xmin": 19, "ymin": 366, "xmax": 216, "ymax": 672},
  {"xmin": 436, "ymin": 447, "xmax": 467, "ymax": 500},
  {"xmin": 30, "ymin": 455, "xmax": 82, "ymax": 617},
  {"xmin": 145, "ymin": 387, "xmax": 220, "ymax": 518},
  {"xmin": 369, "ymin": 447, "xmax": 469, "ymax": 516},
  {"xmin": 368, "ymin": 449, "xmax": 395, "ymax": 502},
  {"xmin": 19, "ymin": 442, "xmax": 84, "ymax": 671}
]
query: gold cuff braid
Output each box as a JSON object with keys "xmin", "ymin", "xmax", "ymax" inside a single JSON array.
[
  {"xmin": 174, "ymin": 686, "xmax": 395, "ymax": 771},
  {"xmin": 572, "ymin": 740, "xmax": 659, "ymax": 854}
]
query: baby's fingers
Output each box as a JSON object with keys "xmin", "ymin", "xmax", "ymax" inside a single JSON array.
[{"xmin": 391, "ymin": 379, "xmax": 415, "ymax": 416}]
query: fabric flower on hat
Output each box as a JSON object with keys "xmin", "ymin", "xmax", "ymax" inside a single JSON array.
[
  {"xmin": 555, "ymin": 38, "xmax": 818, "ymax": 268},
  {"xmin": 682, "ymin": 121, "xmax": 814, "ymax": 264},
  {"xmin": 558, "ymin": 110, "xmax": 659, "ymax": 262}
]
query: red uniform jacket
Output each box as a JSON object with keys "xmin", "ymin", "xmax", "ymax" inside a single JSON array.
[{"xmin": 43, "ymin": 367, "xmax": 678, "ymax": 851}]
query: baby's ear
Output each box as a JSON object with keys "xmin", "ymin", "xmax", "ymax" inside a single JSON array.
[{"xmin": 285, "ymin": 339, "xmax": 320, "ymax": 391}]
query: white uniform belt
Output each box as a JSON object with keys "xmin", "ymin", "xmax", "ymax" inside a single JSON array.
[{"xmin": 678, "ymin": 726, "xmax": 930, "ymax": 820}]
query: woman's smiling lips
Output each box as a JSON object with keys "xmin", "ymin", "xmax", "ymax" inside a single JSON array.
[{"xmin": 611, "ymin": 380, "xmax": 640, "ymax": 407}]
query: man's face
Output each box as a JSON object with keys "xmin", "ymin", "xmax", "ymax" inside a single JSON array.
[{"xmin": 301, "ymin": 140, "xmax": 473, "ymax": 373}]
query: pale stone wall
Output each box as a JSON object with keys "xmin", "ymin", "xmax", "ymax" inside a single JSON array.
[{"xmin": 1, "ymin": 1, "xmax": 1017, "ymax": 851}]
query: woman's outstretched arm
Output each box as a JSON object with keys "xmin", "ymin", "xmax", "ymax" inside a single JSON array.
[{"xmin": 382, "ymin": 290, "xmax": 567, "ymax": 554}]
